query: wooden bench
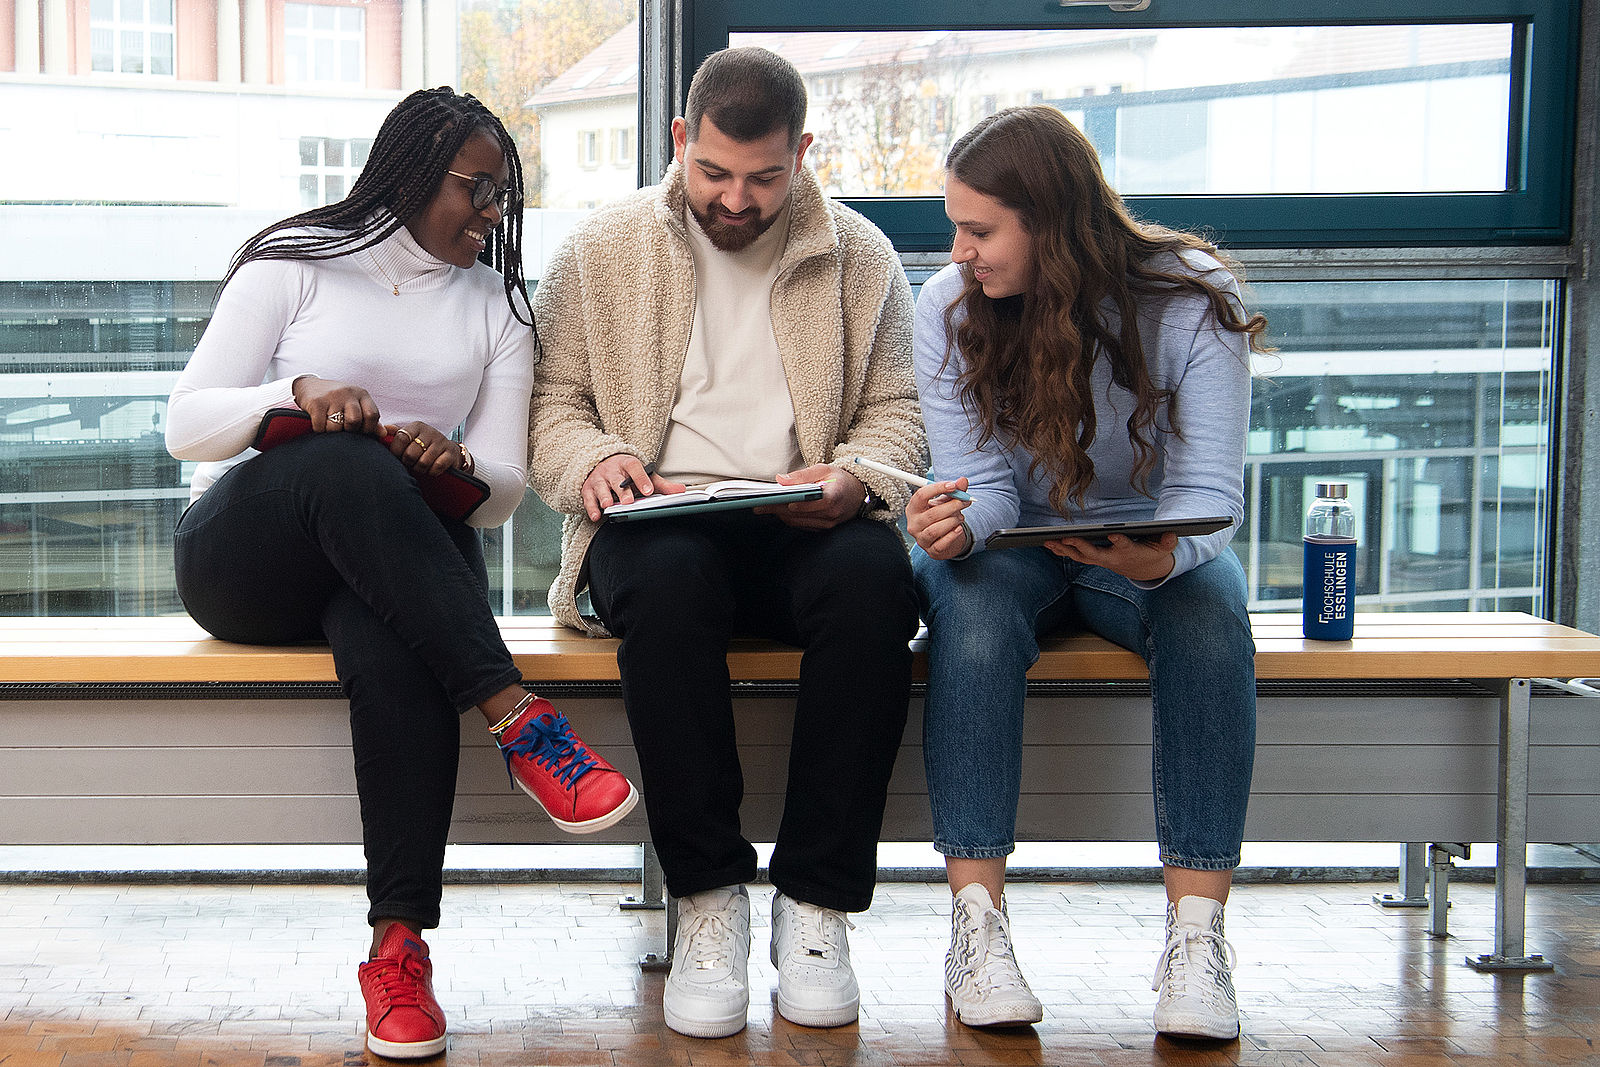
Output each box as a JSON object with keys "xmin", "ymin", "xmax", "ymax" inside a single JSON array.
[{"xmin": 4, "ymin": 611, "xmax": 1599, "ymax": 972}]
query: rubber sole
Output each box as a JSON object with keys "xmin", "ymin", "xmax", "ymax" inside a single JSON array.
[
  {"xmin": 518, "ymin": 779, "xmax": 640, "ymax": 834},
  {"xmin": 366, "ymin": 1030, "xmax": 447, "ymax": 1059}
]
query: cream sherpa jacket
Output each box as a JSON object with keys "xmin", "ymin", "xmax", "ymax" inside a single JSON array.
[{"xmin": 528, "ymin": 162, "xmax": 927, "ymax": 634}]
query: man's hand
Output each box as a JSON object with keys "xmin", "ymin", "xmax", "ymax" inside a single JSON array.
[
  {"xmin": 906, "ymin": 478, "xmax": 972, "ymax": 560},
  {"xmin": 757, "ymin": 463, "xmax": 865, "ymax": 531},
  {"xmin": 1045, "ymin": 531, "xmax": 1178, "ymax": 583},
  {"xmin": 582, "ymin": 454, "xmax": 687, "ymax": 521}
]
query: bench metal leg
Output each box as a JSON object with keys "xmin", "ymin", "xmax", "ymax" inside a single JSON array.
[
  {"xmin": 1466, "ymin": 678, "xmax": 1552, "ymax": 972},
  {"xmin": 1427, "ymin": 843, "xmax": 1467, "ymax": 937},
  {"xmin": 620, "ymin": 841, "xmax": 665, "ymax": 911},
  {"xmin": 622, "ymin": 842, "xmax": 673, "ymax": 972},
  {"xmin": 1374, "ymin": 843, "xmax": 1429, "ymax": 908}
]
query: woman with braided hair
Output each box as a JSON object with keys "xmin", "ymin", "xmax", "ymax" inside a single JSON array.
[
  {"xmin": 166, "ymin": 87, "xmax": 637, "ymax": 1059},
  {"xmin": 906, "ymin": 106, "xmax": 1267, "ymax": 1041}
]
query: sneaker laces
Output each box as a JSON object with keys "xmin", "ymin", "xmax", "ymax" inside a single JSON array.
[
  {"xmin": 971, "ymin": 908, "xmax": 1031, "ymax": 996},
  {"xmin": 1152, "ymin": 923, "xmax": 1237, "ymax": 1007},
  {"xmin": 787, "ymin": 900, "xmax": 854, "ymax": 961},
  {"xmin": 365, "ymin": 953, "xmax": 432, "ymax": 1010},
  {"xmin": 679, "ymin": 908, "xmax": 741, "ymax": 972},
  {"xmin": 499, "ymin": 711, "xmax": 597, "ymax": 789}
]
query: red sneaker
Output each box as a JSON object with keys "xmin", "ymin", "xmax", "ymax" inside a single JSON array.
[
  {"xmin": 496, "ymin": 697, "xmax": 639, "ymax": 833},
  {"xmin": 358, "ymin": 924, "xmax": 446, "ymax": 1060}
]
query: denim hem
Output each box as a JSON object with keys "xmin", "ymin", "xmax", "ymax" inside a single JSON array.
[
  {"xmin": 933, "ymin": 841, "xmax": 1018, "ymax": 860},
  {"xmin": 1158, "ymin": 852, "xmax": 1241, "ymax": 872}
]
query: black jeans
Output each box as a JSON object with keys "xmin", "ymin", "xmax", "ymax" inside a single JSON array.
[
  {"xmin": 173, "ymin": 433, "xmax": 523, "ymax": 929},
  {"xmin": 587, "ymin": 511, "xmax": 917, "ymax": 912}
]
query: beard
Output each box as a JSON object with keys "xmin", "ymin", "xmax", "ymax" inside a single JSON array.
[{"xmin": 689, "ymin": 198, "xmax": 780, "ymax": 253}]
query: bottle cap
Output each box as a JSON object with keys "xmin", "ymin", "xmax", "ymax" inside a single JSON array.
[{"xmin": 1315, "ymin": 482, "xmax": 1349, "ymax": 498}]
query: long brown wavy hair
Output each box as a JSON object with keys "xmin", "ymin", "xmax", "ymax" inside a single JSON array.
[{"xmin": 943, "ymin": 106, "xmax": 1269, "ymax": 513}]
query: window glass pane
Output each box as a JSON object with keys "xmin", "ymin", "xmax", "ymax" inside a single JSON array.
[
  {"xmin": 323, "ymin": 139, "xmax": 345, "ymax": 168},
  {"xmin": 120, "ymin": 31, "xmax": 144, "ymax": 73},
  {"xmin": 340, "ymin": 6, "xmax": 362, "ymax": 32},
  {"xmin": 465, "ymin": 1, "xmax": 639, "ymax": 211},
  {"xmin": 312, "ymin": 5, "xmax": 336, "ymax": 31},
  {"xmin": 351, "ymin": 139, "xmax": 372, "ymax": 167},
  {"xmin": 299, "ymin": 174, "xmax": 320, "ymax": 208},
  {"xmin": 284, "ymin": 3, "xmax": 307, "ymax": 29},
  {"xmin": 299, "ymin": 138, "xmax": 320, "ymax": 167},
  {"xmin": 150, "ymin": 33, "xmax": 174, "ymax": 76},
  {"xmin": 120, "ymin": 0, "xmax": 142, "ymax": 22},
  {"xmin": 91, "ymin": 28, "xmax": 115, "ymax": 72},
  {"xmin": 324, "ymin": 174, "xmax": 345, "ymax": 202},
  {"xmin": 1240, "ymin": 278, "xmax": 1553, "ymax": 615},
  {"xmin": 340, "ymin": 40, "xmax": 361, "ymax": 82},
  {"xmin": 150, "ymin": 0, "xmax": 173, "ymax": 26},
  {"xmin": 732, "ymin": 25, "xmax": 1514, "ymax": 198}
]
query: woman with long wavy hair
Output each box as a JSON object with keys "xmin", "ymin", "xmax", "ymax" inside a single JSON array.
[
  {"xmin": 165, "ymin": 88, "xmax": 636, "ymax": 1059},
  {"xmin": 906, "ymin": 105, "xmax": 1269, "ymax": 1040}
]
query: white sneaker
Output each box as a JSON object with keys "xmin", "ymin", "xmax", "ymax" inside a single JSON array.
[
  {"xmin": 770, "ymin": 891, "xmax": 860, "ymax": 1028},
  {"xmin": 663, "ymin": 886, "xmax": 751, "ymax": 1038},
  {"xmin": 944, "ymin": 883, "xmax": 1044, "ymax": 1027},
  {"xmin": 1151, "ymin": 895, "xmax": 1240, "ymax": 1040}
]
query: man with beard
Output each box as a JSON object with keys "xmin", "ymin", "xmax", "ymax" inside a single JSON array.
[{"xmin": 528, "ymin": 46, "xmax": 925, "ymax": 1039}]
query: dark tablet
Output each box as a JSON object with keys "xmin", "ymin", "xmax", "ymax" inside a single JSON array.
[{"xmin": 984, "ymin": 515, "xmax": 1235, "ymax": 550}]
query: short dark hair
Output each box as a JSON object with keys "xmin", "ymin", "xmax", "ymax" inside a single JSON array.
[{"xmin": 684, "ymin": 47, "xmax": 807, "ymax": 148}]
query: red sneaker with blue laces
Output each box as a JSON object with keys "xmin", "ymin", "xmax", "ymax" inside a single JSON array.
[
  {"xmin": 495, "ymin": 695, "xmax": 639, "ymax": 833},
  {"xmin": 358, "ymin": 923, "xmax": 447, "ymax": 1059}
]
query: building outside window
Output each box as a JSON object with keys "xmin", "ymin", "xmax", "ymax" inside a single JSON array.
[
  {"xmin": 611, "ymin": 127, "xmax": 633, "ymax": 167},
  {"xmin": 299, "ymin": 137, "xmax": 373, "ymax": 208},
  {"xmin": 284, "ymin": 3, "xmax": 366, "ymax": 86},
  {"xmin": 90, "ymin": 0, "xmax": 176, "ymax": 76}
]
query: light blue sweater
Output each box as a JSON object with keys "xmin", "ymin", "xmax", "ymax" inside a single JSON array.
[{"xmin": 912, "ymin": 253, "xmax": 1251, "ymax": 584}]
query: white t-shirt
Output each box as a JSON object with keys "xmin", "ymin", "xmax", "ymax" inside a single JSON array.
[{"xmin": 655, "ymin": 204, "xmax": 802, "ymax": 484}]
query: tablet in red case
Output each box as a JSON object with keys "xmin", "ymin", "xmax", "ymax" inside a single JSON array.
[{"xmin": 252, "ymin": 408, "xmax": 491, "ymax": 522}]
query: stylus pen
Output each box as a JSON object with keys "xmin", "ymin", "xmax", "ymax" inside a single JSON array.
[{"xmin": 848, "ymin": 456, "xmax": 972, "ymax": 501}]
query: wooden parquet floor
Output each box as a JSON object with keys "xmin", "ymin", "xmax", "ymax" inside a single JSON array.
[{"xmin": 3, "ymin": 878, "xmax": 1598, "ymax": 1066}]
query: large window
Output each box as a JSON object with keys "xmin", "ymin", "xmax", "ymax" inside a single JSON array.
[
  {"xmin": 0, "ymin": 0, "xmax": 1580, "ymax": 620},
  {"xmin": 284, "ymin": 3, "xmax": 366, "ymax": 86},
  {"xmin": 705, "ymin": 1, "xmax": 1579, "ymax": 248},
  {"xmin": 90, "ymin": 0, "xmax": 176, "ymax": 77}
]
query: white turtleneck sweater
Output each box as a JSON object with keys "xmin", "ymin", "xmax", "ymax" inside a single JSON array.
[{"xmin": 166, "ymin": 224, "xmax": 537, "ymax": 528}]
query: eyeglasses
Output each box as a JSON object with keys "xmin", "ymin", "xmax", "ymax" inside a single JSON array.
[{"xmin": 446, "ymin": 170, "xmax": 519, "ymax": 214}]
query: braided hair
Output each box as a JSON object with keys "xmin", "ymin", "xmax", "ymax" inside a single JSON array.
[{"xmin": 219, "ymin": 87, "xmax": 534, "ymax": 330}]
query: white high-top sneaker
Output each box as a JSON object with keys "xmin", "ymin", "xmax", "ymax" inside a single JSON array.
[
  {"xmin": 1151, "ymin": 895, "xmax": 1240, "ymax": 1040},
  {"xmin": 770, "ymin": 891, "xmax": 860, "ymax": 1027},
  {"xmin": 663, "ymin": 886, "xmax": 752, "ymax": 1038},
  {"xmin": 944, "ymin": 882, "xmax": 1044, "ymax": 1027}
]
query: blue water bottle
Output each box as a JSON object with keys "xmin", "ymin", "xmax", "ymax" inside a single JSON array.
[{"xmin": 1303, "ymin": 481, "xmax": 1356, "ymax": 640}]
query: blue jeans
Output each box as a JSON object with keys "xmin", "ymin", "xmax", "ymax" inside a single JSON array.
[{"xmin": 913, "ymin": 546, "xmax": 1256, "ymax": 870}]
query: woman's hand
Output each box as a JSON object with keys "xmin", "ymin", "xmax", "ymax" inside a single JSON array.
[
  {"xmin": 384, "ymin": 421, "xmax": 466, "ymax": 476},
  {"xmin": 1045, "ymin": 531, "xmax": 1178, "ymax": 582},
  {"xmin": 292, "ymin": 377, "xmax": 381, "ymax": 436},
  {"xmin": 907, "ymin": 478, "xmax": 972, "ymax": 560}
]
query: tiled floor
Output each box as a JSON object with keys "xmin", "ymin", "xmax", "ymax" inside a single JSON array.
[{"xmin": 3, "ymin": 877, "xmax": 1598, "ymax": 1065}]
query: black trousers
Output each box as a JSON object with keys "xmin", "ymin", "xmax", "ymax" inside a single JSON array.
[
  {"xmin": 173, "ymin": 433, "xmax": 523, "ymax": 929},
  {"xmin": 587, "ymin": 511, "xmax": 918, "ymax": 912}
]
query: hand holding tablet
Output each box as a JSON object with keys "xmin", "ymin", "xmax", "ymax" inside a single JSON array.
[{"xmin": 984, "ymin": 515, "xmax": 1235, "ymax": 550}]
